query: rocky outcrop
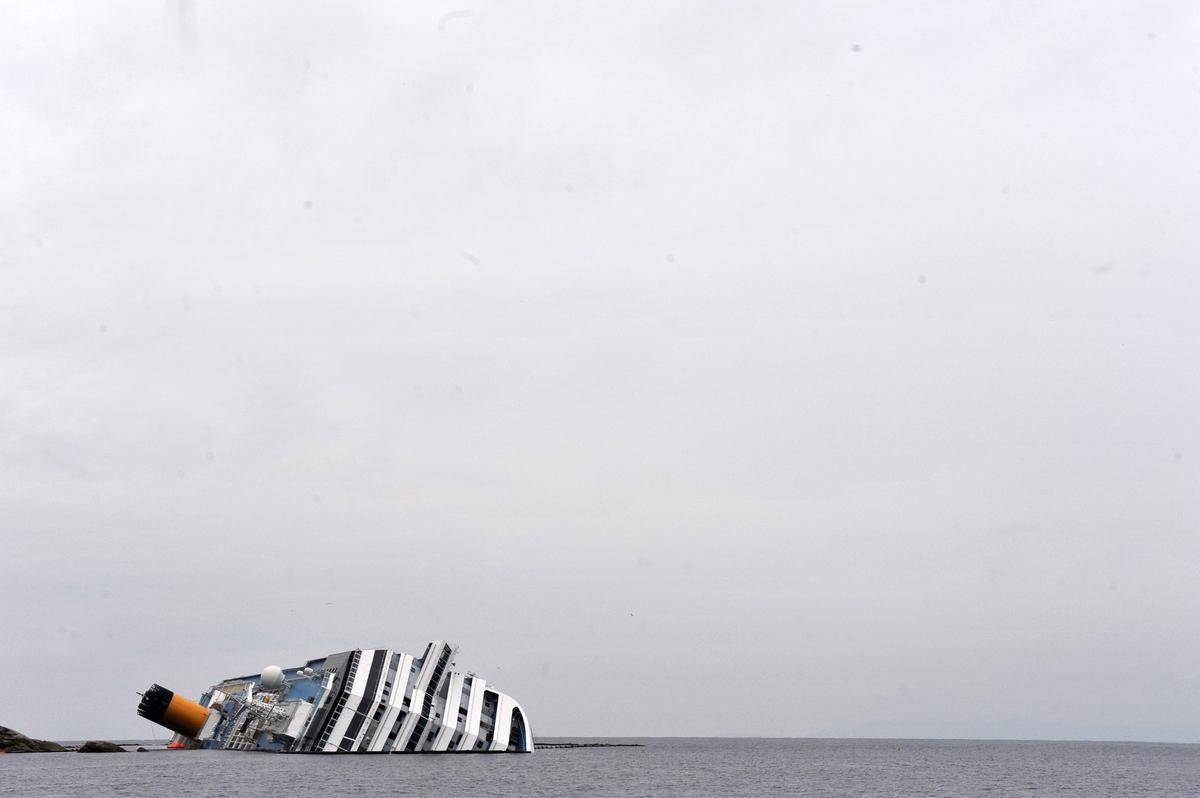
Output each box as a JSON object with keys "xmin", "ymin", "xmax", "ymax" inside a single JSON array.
[
  {"xmin": 0, "ymin": 726, "xmax": 66, "ymax": 753},
  {"xmin": 77, "ymin": 740, "xmax": 126, "ymax": 753}
]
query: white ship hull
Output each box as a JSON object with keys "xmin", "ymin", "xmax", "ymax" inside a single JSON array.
[{"xmin": 138, "ymin": 640, "xmax": 533, "ymax": 753}]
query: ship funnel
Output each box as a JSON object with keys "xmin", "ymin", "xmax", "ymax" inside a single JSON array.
[{"xmin": 137, "ymin": 683, "xmax": 210, "ymax": 739}]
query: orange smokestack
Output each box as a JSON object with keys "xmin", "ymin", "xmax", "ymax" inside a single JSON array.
[{"xmin": 137, "ymin": 684, "xmax": 210, "ymax": 739}]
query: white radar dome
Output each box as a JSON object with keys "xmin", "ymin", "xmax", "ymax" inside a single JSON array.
[{"xmin": 260, "ymin": 665, "xmax": 285, "ymax": 689}]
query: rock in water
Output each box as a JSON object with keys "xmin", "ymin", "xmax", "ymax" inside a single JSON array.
[
  {"xmin": 0, "ymin": 726, "xmax": 66, "ymax": 753},
  {"xmin": 78, "ymin": 741, "xmax": 126, "ymax": 753}
]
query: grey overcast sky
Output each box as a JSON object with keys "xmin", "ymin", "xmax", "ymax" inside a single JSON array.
[{"xmin": 2, "ymin": 1, "xmax": 1199, "ymax": 742}]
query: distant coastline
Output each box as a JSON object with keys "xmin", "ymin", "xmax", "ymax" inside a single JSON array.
[
  {"xmin": 0, "ymin": 725, "xmax": 64, "ymax": 753},
  {"xmin": 0, "ymin": 726, "xmax": 151, "ymax": 754}
]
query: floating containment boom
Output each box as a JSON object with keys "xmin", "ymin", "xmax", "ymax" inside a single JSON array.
[{"xmin": 137, "ymin": 640, "xmax": 533, "ymax": 753}]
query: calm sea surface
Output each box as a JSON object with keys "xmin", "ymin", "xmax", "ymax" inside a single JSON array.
[{"xmin": 2, "ymin": 738, "xmax": 1198, "ymax": 797}]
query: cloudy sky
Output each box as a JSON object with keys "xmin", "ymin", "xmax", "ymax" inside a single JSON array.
[{"xmin": 2, "ymin": 1, "xmax": 1199, "ymax": 742}]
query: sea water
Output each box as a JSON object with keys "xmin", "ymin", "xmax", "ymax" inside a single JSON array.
[{"xmin": 2, "ymin": 738, "xmax": 1198, "ymax": 797}]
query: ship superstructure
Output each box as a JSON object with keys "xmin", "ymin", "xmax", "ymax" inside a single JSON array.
[{"xmin": 137, "ymin": 640, "xmax": 533, "ymax": 753}]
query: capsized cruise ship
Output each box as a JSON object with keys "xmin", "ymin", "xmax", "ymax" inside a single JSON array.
[{"xmin": 137, "ymin": 640, "xmax": 533, "ymax": 753}]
